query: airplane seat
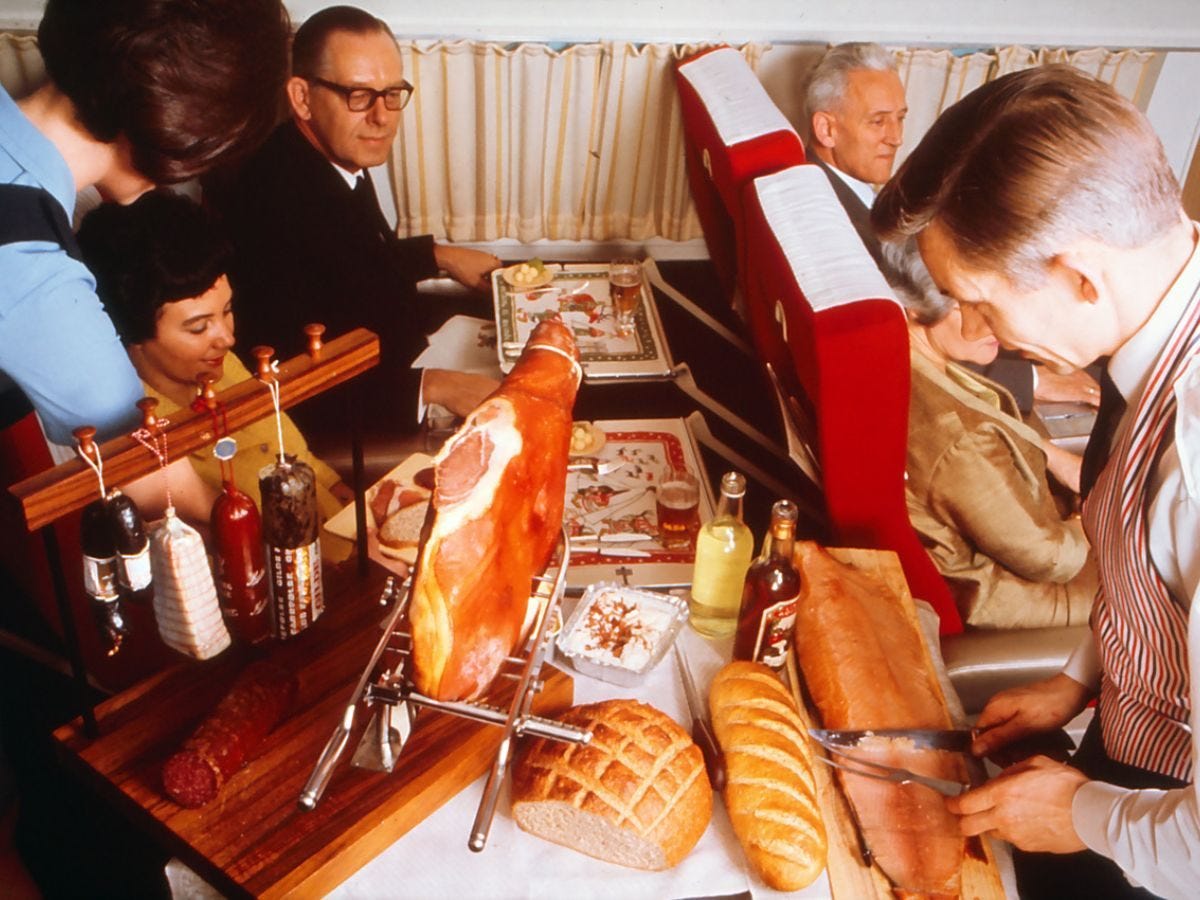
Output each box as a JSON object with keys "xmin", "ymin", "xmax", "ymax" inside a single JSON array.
[
  {"xmin": 674, "ymin": 45, "xmax": 806, "ymax": 322},
  {"xmin": 740, "ymin": 164, "xmax": 1096, "ymax": 709},
  {"xmin": 740, "ymin": 163, "xmax": 963, "ymax": 634}
]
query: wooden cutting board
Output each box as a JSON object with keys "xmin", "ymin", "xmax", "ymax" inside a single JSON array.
[
  {"xmin": 54, "ymin": 568, "xmax": 575, "ymax": 898},
  {"xmin": 786, "ymin": 547, "xmax": 1007, "ymax": 900}
]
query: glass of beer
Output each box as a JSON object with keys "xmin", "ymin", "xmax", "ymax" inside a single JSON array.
[
  {"xmin": 609, "ymin": 258, "xmax": 643, "ymax": 336},
  {"xmin": 656, "ymin": 465, "xmax": 700, "ymax": 551}
]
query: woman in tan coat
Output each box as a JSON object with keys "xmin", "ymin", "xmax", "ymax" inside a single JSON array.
[{"xmin": 885, "ymin": 239, "xmax": 1096, "ymax": 628}]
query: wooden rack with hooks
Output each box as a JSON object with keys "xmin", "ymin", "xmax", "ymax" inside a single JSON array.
[
  {"xmin": 10, "ymin": 325, "xmax": 377, "ymax": 531},
  {"xmin": 5, "ymin": 325, "xmax": 379, "ymax": 735}
]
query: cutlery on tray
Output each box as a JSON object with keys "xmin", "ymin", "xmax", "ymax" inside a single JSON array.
[
  {"xmin": 672, "ymin": 644, "xmax": 726, "ymax": 792},
  {"xmin": 566, "ymin": 458, "xmax": 626, "ymax": 477}
]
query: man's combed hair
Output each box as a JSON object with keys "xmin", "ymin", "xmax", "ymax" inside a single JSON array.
[
  {"xmin": 872, "ymin": 65, "xmax": 1182, "ymax": 287},
  {"xmin": 38, "ymin": 0, "xmax": 290, "ymax": 184},
  {"xmin": 291, "ymin": 5, "xmax": 394, "ymax": 79},
  {"xmin": 805, "ymin": 42, "xmax": 897, "ymax": 121},
  {"xmin": 77, "ymin": 190, "xmax": 234, "ymax": 345}
]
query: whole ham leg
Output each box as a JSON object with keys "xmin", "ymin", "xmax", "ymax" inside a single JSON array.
[
  {"xmin": 409, "ymin": 319, "xmax": 580, "ymax": 701},
  {"xmin": 792, "ymin": 541, "xmax": 964, "ymax": 897}
]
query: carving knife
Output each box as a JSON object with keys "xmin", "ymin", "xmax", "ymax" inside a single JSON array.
[
  {"xmin": 809, "ymin": 727, "xmax": 976, "ymax": 753},
  {"xmin": 672, "ymin": 644, "xmax": 726, "ymax": 792}
]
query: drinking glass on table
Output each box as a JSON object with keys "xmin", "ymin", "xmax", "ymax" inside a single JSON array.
[
  {"xmin": 656, "ymin": 465, "xmax": 700, "ymax": 551},
  {"xmin": 609, "ymin": 258, "xmax": 643, "ymax": 336}
]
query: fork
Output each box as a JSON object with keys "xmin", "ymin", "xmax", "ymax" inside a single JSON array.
[{"xmin": 815, "ymin": 751, "xmax": 966, "ymax": 797}]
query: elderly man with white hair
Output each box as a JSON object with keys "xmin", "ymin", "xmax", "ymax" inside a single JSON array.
[
  {"xmin": 805, "ymin": 42, "xmax": 1098, "ymax": 410},
  {"xmin": 805, "ymin": 41, "xmax": 907, "ymax": 265}
]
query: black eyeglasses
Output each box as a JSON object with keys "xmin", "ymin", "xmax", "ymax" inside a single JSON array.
[{"xmin": 308, "ymin": 76, "xmax": 413, "ymax": 112}]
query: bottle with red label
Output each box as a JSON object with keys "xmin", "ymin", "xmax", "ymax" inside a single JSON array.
[
  {"xmin": 210, "ymin": 438, "xmax": 271, "ymax": 644},
  {"xmin": 733, "ymin": 499, "xmax": 800, "ymax": 669}
]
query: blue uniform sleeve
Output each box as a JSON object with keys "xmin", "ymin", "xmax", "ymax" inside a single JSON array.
[{"xmin": 0, "ymin": 240, "xmax": 142, "ymax": 445}]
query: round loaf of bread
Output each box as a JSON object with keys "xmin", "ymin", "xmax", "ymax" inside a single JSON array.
[
  {"xmin": 709, "ymin": 661, "xmax": 827, "ymax": 891},
  {"xmin": 511, "ymin": 698, "xmax": 712, "ymax": 870}
]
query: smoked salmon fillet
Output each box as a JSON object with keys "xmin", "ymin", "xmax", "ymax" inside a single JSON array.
[
  {"xmin": 409, "ymin": 319, "xmax": 580, "ymax": 701},
  {"xmin": 792, "ymin": 541, "xmax": 964, "ymax": 897}
]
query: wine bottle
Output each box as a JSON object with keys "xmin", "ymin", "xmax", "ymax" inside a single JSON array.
[
  {"xmin": 688, "ymin": 471, "xmax": 753, "ymax": 637},
  {"xmin": 107, "ymin": 489, "xmax": 153, "ymax": 604},
  {"xmin": 81, "ymin": 497, "xmax": 129, "ymax": 655},
  {"xmin": 733, "ymin": 499, "xmax": 800, "ymax": 668}
]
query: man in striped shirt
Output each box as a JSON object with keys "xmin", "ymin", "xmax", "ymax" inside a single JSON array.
[{"xmin": 874, "ymin": 66, "xmax": 1200, "ymax": 899}]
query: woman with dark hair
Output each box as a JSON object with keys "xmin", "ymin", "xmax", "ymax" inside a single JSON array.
[
  {"xmin": 77, "ymin": 191, "xmax": 352, "ymax": 562},
  {"xmin": 0, "ymin": 0, "xmax": 289, "ymax": 521}
]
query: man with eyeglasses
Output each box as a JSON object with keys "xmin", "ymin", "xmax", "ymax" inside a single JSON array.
[{"xmin": 207, "ymin": 5, "xmax": 501, "ymax": 433}]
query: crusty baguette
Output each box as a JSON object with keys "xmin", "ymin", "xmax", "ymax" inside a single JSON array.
[
  {"xmin": 511, "ymin": 699, "xmax": 712, "ymax": 870},
  {"xmin": 709, "ymin": 661, "xmax": 826, "ymax": 891}
]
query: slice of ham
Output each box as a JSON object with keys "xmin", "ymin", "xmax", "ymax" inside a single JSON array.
[
  {"xmin": 792, "ymin": 542, "xmax": 964, "ymax": 897},
  {"xmin": 409, "ymin": 319, "xmax": 580, "ymax": 701}
]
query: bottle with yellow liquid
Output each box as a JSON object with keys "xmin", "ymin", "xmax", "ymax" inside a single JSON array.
[{"xmin": 688, "ymin": 471, "xmax": 753, "ymax": 637}]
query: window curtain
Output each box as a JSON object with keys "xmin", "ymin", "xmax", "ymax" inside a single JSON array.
[
  {"xmin": 0, "ymin": 33, "xmax": 45, "ymax": 98},
  {"xmin": 892, "ymin": 46, "xmax": 1159, "ymax": 171},
  {"xmin": 390, "ymin": 40, "xmax": 768, "ymax": 244}
]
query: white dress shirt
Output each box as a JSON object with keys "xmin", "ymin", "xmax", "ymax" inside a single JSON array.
[
  {"xmin": 823, "ymin": 162, "xmax": 877, "ymax": 211},
  {"xmin": 1063, "ymin": 223, "xmax": 1200, "ymax": 899}
]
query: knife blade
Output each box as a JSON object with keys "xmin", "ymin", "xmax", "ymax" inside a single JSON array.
[
  {"xmin": 809, "ymin": 727, "xmax": 976, "ymax": 753},
  {"xmin": 672, "ymin": 644, "xmax": 725, "ymax": 792}
]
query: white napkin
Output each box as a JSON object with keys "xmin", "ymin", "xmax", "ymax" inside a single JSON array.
[{"xmin": 412, "ymin": 315, "xmax": 502, "ymax": 376}]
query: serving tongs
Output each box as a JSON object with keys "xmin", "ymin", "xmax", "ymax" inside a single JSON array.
[{"xmin": 300, "ymin": 528, "xmax": 591, "ymax": 852}]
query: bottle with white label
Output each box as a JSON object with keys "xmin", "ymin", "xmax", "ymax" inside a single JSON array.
[
  {"xmin": 733, "ymin": 499, "xmax": 800, "ymax": 669},
  {"xmin": 81, "ymin": 497, "xmax": 129, "ymax": 655},
  {"xmin": 107, "ymin": 489, "xmax": 153, "ymax": 605}
]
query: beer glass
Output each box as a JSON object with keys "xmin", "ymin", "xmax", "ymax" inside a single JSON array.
[
  {"xmin": 656, "ymin": 465, "xmax": 700, "ymax": 550},
  {"xmin": 609, "ymin": 258, "xmax": 643, "ymax": 336}
]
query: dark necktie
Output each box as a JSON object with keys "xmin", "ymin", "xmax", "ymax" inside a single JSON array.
[
  {"xmin": 1080, "ymin": 367, "xmax": 1127, "ymax": 499},
  {"xmin": 352, "ymin": 174, "xmax": 389, "ymax": 242}
]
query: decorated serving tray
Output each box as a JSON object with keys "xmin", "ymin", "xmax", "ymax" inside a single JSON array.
[
  {"xmin": 491, "ymin": 262, "xmax": 674, "ymax": 380},
  {"xmin": 561, "ymin": 417, "xmax": 715, "ymax": 590}
]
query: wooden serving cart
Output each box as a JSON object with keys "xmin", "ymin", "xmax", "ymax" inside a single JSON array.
[{"xmin": 10, "ymin": 326, "xmax": 578, "ymax": 897}]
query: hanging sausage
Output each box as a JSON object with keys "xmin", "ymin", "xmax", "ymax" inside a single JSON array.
[
  {"xmin": 210, "ymin": 437, "xmax": 271, "ymax": 645},
  {"xmin": 260, "ymin": 455, "xmax": 324, "ymax": 639},
  {"xmin": 252, "ymin": 346, "xmax": 324, "ymax": 640}
]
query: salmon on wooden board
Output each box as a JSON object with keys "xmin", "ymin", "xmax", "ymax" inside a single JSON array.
[
  {"xmin": 409, "ymin": 318, "xmax": 580, "ymax": 701},
  {"xmin": 792, "ymin": 541, "xmax": 964, "ymax": 897}
]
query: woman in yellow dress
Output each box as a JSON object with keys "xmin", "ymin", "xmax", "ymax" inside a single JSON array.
[{"xmin": 76, "ymin": 190, "xmax": 352, "ymax": 562}]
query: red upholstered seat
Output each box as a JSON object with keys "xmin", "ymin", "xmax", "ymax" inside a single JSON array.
[
  {"xmin": 675, "ymin": 46, "xmax": 806, "ymax": 307},
  {"xmin": 741, "ymin": 164, "xmax": 962, "ymax": 634}
]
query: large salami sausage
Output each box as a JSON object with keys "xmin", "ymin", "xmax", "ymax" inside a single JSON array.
[
  {"xmin": 409, "ymin": 319, "xmax": 580, "ymax": 701},
  {"xmin": 161, "ymin": 660, "xmax": 298, "ymax": 807}
]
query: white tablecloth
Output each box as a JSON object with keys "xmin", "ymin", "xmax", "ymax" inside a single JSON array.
[{"xmin": 324, "ymin": 622, "xmax": 830, "ymax": 900}]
